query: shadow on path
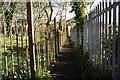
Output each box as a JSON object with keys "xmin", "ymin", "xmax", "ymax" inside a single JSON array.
[{"xmin": 50, "ymin": 38, "xmax": 82, "ymax": 80}]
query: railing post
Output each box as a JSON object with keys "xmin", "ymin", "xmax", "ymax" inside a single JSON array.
[
  {"xmin": 112, "ymin": 2, "xmax": 117, "ymax": 79},
  {"xmin": 117, "ymin": 2, "xmax": 120, "ymax": 80},
  {"xmin": 104, "ymin": 1, "xmax": 107, "ymax": 70},
  {"xmin": 102, "ymin": 1, "xmax": 105, "ymax": 71},
  {"xmin": 99, "ymin": 2, "xmax": 102, "ymax": 70},
  {"xmin": 97, "ymin": 4, "xmax": 100, "ymax": 68},
  {"xmin": 108, "ymin": 1, "xmax": 111, "ymax": 72},
  {"xmin": 57, "ymin": 29, "xmax": 59, "ymax": 54},
  {"xmin": 27, "ymin": 1, "xmax": 36, "ymax": 79}
]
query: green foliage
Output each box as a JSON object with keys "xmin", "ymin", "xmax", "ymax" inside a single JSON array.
[
  {"xmin": 71, "ymin": 38, "xmax": 113, "ymax": 80},
  {"xmin": 0, "ymin": 1, "xmax": 65, "ymax": 80},
  {"xmin": 71, "ymin": 2, "xmax": 86, "ymax": 31},
  {"xmin": 36, "ymin": 72, "xmax": 51, "ymax": 80},
  {"xmin": 2, "ymin": 2, "xmax": 18, "ymax": 36}
]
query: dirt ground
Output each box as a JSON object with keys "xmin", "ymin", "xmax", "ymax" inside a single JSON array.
[{"xmin": 50, "ymin": 38, "xmax": 82, "ymax": 80}]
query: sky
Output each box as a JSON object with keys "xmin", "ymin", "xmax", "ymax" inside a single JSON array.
[
  {"xmin": 52, "ymin": 5, "xmax": 75, "ymax": 22},
  {"xmin": 66, "ymin": 6, "xmax": 75, "ymax": 20}
]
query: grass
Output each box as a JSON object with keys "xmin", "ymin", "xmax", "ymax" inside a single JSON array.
[{"xmin": 0, "ymin": 33, "xmax": 56, "ymax": 79}]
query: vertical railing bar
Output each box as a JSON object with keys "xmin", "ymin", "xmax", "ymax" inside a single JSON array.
[
  {"xmin": 99, "ymin": 2, "xmax": 102, "ymax": 70},
  {"xmin": 112, "ymin": 2, "xmax": 117, "ymax": 79},
  {"xmin": 105, "ymin": 1, "xmax": 108, "ymax": 70},
  {"xmin": 95, "ymin": 7, "xmax": 97, "ymax": 64},
  {"xmin": 96, "ymin": 6, "xmax": 99, "ymax": 64},
  {"xmin": 93, "ymin": 10, "xmax": 95, "ymax": 61},
  {"xmin": 117, "ymin": 1, "xmax": 120, "ymax": 80},
  {"xmin": 97, "ymin": 4, "xmax": 99, "ymax": 65},
  {"xmin": 90, "ymin": 12, "xmax": 93, "ymax": 59},
  {"xmin": 102, "ymin": 0, "xmax": 105, "ymax": 71},
  {"xmin": 108, "ymin": 1, "xmax": 112, "ymax": 72},
  {"xmin": 86, "ymin": 16, "xmax": 88, "ymax": 53},
  {"xmin": 90, "ymin": 12, "xmax": 92, "ymax": 59},
  {"xmin": 90, "ymin": 12, "xmax": 92, "ymax": 58},
  {"xmin": 83, "ymin": 17, "xmax": 86, "ymax": 54},
  {"xmin": 88, "ymin": 14, "xmax": 90, "ymax": 56},
  {"xmin": 99, "ymin": 2, "xmax": 101, "ymax": 69},
  {"xmin": 98, "ymin": 3, "xmax": 100, "ymax": 69}
]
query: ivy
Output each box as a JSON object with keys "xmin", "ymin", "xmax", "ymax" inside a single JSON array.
[{"xmin": 70, "ymin": 2, "xmax": 90, "ymax": 32}]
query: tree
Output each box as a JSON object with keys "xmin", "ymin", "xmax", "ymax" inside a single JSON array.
[
  {"xmin": 71, "ymin": 2, "xmax": 90, "ymax": 46},
  {"xmin": 2, "ymin": 2, "xmax": 18, "ymax": 36},
  {"xmin": 71, "ymin": 2, "xmax": 86, "ymax": 32}
]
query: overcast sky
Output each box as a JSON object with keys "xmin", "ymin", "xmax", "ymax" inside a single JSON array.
[{"xmin": 52, "ymin": 5, "xmax": 75, "ymax": 22}]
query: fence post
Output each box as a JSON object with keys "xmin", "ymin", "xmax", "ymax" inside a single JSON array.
[
  {"xmin": 54, "ymin": 17, "xmax": 57, "ymax": 58},
  {"xmin": 57, "ymin": 29, "xmax": 59, "ymax": 54},
  {"xmin": 27, "ymin": 2, "xmax": 36, "ymax": 79}
]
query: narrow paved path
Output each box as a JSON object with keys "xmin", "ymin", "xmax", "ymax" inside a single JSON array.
[{"xmin": 50, "ymin": 38, "xmax": 82, "ymax": 80}]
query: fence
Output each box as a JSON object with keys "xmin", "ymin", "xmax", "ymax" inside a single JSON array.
[
  {"xmin": 84, "ymin": 1, "xmax": 120, "ymax": 79},
  {"xmin": 0, "ymin": 3, "xmax": 67, "ymax": 79},
  {"xmin": 70, "ymin": 28, "xmax": 82, "ymax": 46},
  {"xmin": 0, "ymin": 20, "xmax": 67, "ymax": 79}
]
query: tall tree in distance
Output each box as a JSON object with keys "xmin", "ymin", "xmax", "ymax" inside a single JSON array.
[
  {"xmin": 71, "ymin": 2, "xmax": 86, "ymax": 32},
  {"xmin": 71, "ymin": 2, "xmax": 89, "ymax": 46}
]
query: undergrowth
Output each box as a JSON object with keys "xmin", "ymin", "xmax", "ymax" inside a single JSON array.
[
  {"xmin": 36, "ymin": 72, "xmax": 51, "ymax": 80},
  {"xmin": 70, "ymin": 39, "xmax": 113, "ymax": 80}
]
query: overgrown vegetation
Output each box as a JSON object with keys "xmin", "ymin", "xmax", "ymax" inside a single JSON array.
[
  {"xmin": 70, "ymin": 2, "xmax": 86, "ymax": 32},
  {"xmin": 70, "ymin": 2, "xmax": 89, "ymax": 46},
  {"xmin": 71, "ymin": 38, "xmax": 113, "ymax": 80},
  {"xmin": 0, "ymin": 2, "xmax": 68, "ymax": 79},
  {"xmin": 0, "ymin": 34, "xmax": 55, "ymax": 79}
]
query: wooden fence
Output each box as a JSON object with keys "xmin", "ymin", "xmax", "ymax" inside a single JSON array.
[
  {"xmin": 84, "ymin": 1, "xmax": 120, "ymax": 79},
  {"xmin": 0, "ymin": 13, "xmax": 67, "ymax": 80}
]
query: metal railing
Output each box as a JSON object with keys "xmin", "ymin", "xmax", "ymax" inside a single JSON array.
[{"xmin": 84, "ymin": 1, "xmax": 120, "ymax": 79}]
